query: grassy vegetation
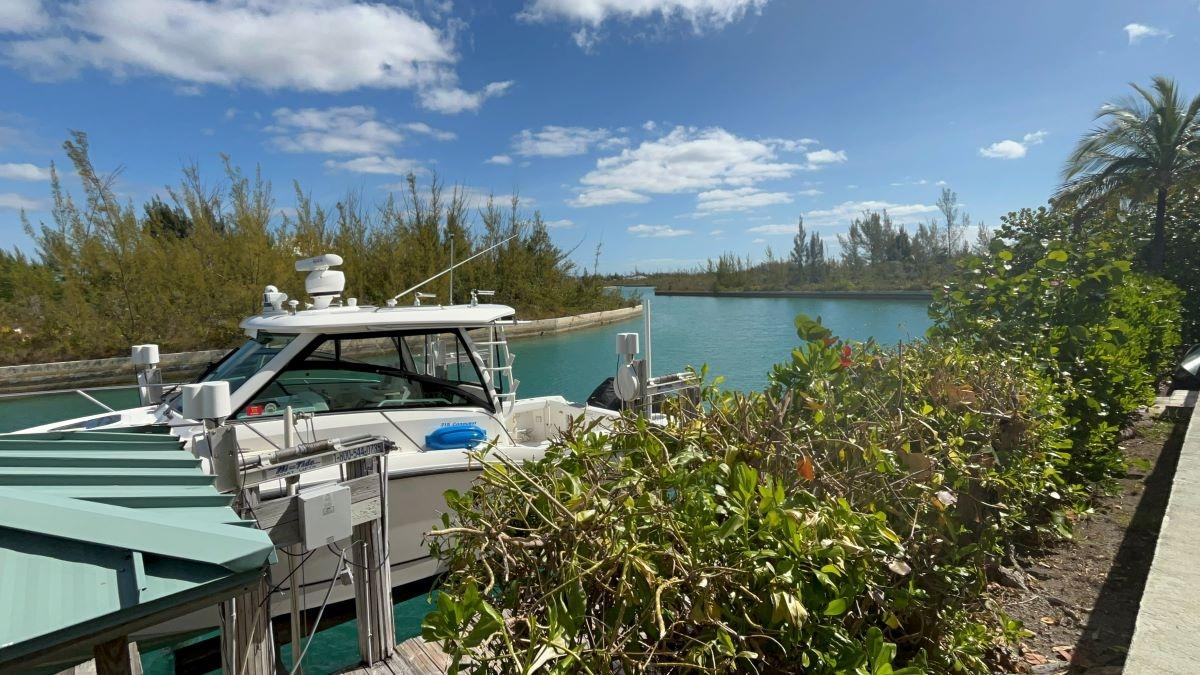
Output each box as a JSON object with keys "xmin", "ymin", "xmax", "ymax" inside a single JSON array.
[{"xmin": 0, "ymin": 132, "xmax": 630, "ymax": 366}]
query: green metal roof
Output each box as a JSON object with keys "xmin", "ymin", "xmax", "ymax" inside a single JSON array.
[{"xmin": 0, "ymin": 429, "xmax": 275, "ymax": 670}]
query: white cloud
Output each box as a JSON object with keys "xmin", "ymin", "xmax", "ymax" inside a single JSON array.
[
  {"xmin": 404, "ymin": 122, "xmax": 456, "ymax": 141},
  {"xmin": 569, "ymin": 187, "xmax": 650, "ymax": 207},
  {"xmin": 695, "ymin": 187, "xmax": 792, "ymax": 214},
  {"xmin": 0, "ymin": 162, "xmax": 50, "ymax": 181},
  {"xmin": 0, "ymin": 0, "xmax": 47, "ymax": 33},
  {"xmin": 804, "ymin": 200, "xmax": 938, "ymax": 227},
  {"xmin": 268, "ymin": 107, "xmax": 406, "ymax": 155},
  {"xmin": 804, "ymin": 148, "xmax": 847, "ymax": 167},
  {"xmin": 765, "ymin": 137, "xmax": 819, "ymax": 152},
  {"xmin": 597, "ymin": 136, "xmax": 629, "ymax": 150},
  {"xmin": 572, "ymin": 27, "xmax": 599, "ymax": 51},
  {"xmin": 325, "ymin": 156, "xmax": 421, "ymax": 175},
  {"xmin": 979, "ymin": 130, "xmax": 1048, "ymax": 160},
  {"xmin": 751, "ymin": 237, "xmax": 766, "ymax": 244},
  {"xmin": 1125, "ymin": 23, "xmax": 1172, "ymax": 44},
  {"xmin": 0, "ymin": 192, "xmax": 42, "ymax": 210},
  {"xmin": 514, "ymin": 126, "xmax": 615, "ymax": 157},
  {"xmin": 545, "ymin": 218, "xmax": 575, "ymax": 228},
  {"xmin": 798, "ymin": 188, "xmax": 823, "ymax": 197},
  {"xmin": 419, "ymin": 80, "xmax": 513, "ymax": 114},
  {"xmin": 519, "ymin": 0, "xmax": 768, "ymax": 48},
  {"xmin": 4, "ymin": 0, "xmax": 510, "ymax": 113},
  {"xmin": 628, "ymin": 223, "xmax": 692, "ymax": 238},
  {"xmin": 485, "ymin": 154, "xmax": 513, "ymax": 165},
  {"xmin": 642, "ymin": 120, "xmax": 657, "ymax": 131},
  {"xmin": 1023, "ymin": 130, "xmax": 1048, "ymax": 145},
  {"xmin": 709, "ymin": 228, "xmax": 724, "ymax": 235},
  {"xmin": 573, "ymin": 126, "xmax": 834, "ymax": 207},
  {"xmin": 746, "ymin": 223, "xmax": 796, "ymax": 235}
]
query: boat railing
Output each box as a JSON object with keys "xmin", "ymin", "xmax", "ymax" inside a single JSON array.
[
  {"xmin": 639, "ymin": 370, "xmax": 703, "ymax": 416},
  {"xmin": 0, "ymin": 382, "xmax": 185, "ymax": 412}
]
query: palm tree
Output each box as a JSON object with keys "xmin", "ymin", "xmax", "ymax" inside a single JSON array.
[{"xmin": 1059, "ymin": 76, "xmax": 1200, "ymax": 272}]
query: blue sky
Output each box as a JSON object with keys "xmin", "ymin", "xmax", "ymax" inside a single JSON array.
[{"xmin": 0, "ymin": 0, "xmax": 1195, "ymax": 273}]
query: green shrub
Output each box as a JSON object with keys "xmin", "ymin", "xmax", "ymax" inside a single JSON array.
[
  {"xmin": 424, "ymin": 321, "xmax": 1072, "ymax": 673},
  {"xmin": 929, "ymin": 239, "xmax": 1181, "ymax": 481}
]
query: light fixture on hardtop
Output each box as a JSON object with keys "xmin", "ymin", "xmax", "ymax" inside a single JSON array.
[
  {"xmin": 470, "ymin": 289, "xmax": 495, "ymax": 306},
  {"xmin": 413, "ymin": 292, "xmax": 436, "ymax": 307},
  {"xmin": 262, "ymin": 285, "xmax": 288, "ymax": 314}
]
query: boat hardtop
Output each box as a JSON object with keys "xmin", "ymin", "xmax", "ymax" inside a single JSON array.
[{"xmin": 240, "ymin": 301, "xmax": 518, "ymax": 334}]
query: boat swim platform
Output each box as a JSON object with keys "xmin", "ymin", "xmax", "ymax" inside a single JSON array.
[{"xmin": 0, "ymin": 428, "xmax": 275, "ymax": 674}]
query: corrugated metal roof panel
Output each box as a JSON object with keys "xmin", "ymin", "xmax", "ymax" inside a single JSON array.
[{"xmin": 0, "ymin": 429, "xmax": 274, "ymax": 669}]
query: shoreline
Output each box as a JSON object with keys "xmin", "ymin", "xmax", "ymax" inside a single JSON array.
[
  {"xmin": 0, "ymin": 304, "xmax": 644, "ymax": 394},
  {"xmin": 651, "ymin": 289, "xmax": 934, "ymax": 300}
]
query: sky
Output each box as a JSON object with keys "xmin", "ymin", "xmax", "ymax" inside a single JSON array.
[{"xmin": 0, "ymin": 0, "xmax": 1195, "ymax": 273}]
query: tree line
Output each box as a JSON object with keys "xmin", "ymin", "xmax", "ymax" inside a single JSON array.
[
  {"xmin": 635, "ymin": 187, "xmax": 990, "ymax": 292},
  {"xmin": 0, "ymin": 132, "xmax": 629, "ymax": 366}
]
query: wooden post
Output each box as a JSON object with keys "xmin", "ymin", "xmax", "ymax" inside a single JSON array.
[
  {"xmin": 346, "ymin": 454, "xmax": 394, "ymax": 665},
  {"xmin": 92, "ymin": 637, "xmax": 141, "ymax": 675},
  {"xmin": 219, "ymin": 487, "xmax": 275, "ymax": 675}
]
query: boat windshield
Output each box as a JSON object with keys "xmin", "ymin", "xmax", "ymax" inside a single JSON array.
[
  {"xmin": 167, "ymin": 332, "xmax": 298, "ymax": 412},
  {"xmin": 236, "ymin": 329, "xmax": 492, "ymax": 418}
]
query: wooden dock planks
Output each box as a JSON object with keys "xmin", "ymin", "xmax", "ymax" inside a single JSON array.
[{"xmin": 339, "ymin": 637, "xmax": 453, "ymax": 675}]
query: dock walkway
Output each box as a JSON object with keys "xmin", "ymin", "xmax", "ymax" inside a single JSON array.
[
  {"xmin": 340, "ymin": 637, "xmax": 452, "ymax": 674},
  {"xmin": 1125, "ymin": 390, "xmax": 1200, "ymax": 669}
]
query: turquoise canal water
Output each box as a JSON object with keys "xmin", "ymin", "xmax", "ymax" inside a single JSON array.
[{"xmin": 0, "ymin": 290, "xmax": 930, "ymax": 672}]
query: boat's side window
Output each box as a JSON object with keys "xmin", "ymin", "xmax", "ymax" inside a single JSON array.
[{"xmin": 238, "ymin": 330, "xmax": 489, "ymax": 418}]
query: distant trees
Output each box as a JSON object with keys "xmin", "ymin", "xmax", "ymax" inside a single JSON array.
[
  {"xmin": 640, "ymin": 193, "xmax": 981, "ymax": 293},
  {"xmin": 789, "ymin": 216, "xmax": 826, "ymax": 284},
  {"xmin": 0, "ymin": 133, "xmax": 628, "ymax": 365}
]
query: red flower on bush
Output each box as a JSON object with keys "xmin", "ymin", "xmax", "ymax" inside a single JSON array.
[{"xmin": 839, "ymin": 345, "xmax": 854, "ymax": 368}]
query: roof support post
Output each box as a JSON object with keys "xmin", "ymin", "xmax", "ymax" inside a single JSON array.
[
  {"xmin": 92, "ymin": 636, "xmax": 142, "ymax": 675},
  {"xmin": 219, "ymin": 488, "xmax": 275, "ymax": 675},
  {"xmin": 347, "ymin": 452, "xmax": 395, "ymax": 666}
]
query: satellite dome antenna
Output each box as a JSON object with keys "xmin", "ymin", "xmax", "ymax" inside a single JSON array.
[{"xmin": 295, "ymin": 253, "xmax": 345, "ymax": 310}]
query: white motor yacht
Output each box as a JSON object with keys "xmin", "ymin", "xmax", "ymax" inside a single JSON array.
[{"xmin": 10, "ymin": 253, "xmax": 638, "ymax": 636}]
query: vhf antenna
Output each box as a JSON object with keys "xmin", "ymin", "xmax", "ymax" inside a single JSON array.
[{"xmin": 387, "ymin": 234, "xmax": 517, "ymax": 306}]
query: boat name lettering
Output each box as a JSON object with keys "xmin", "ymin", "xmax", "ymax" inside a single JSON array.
[{"xmin": 271, "ymin": 458, "xmax": 319, "ymax": 477}]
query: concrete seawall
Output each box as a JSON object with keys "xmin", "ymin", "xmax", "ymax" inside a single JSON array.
[
  {"xmin": 0, "ymin": 304, "xmax": 643, "ymax": 394},
  {"xmin": 505, "ymin": 305, "xmax": 642, "ymax": 339},
  {"xmin": 653, "ymin": 289, "xmax": 933, "ymax": 300}
]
